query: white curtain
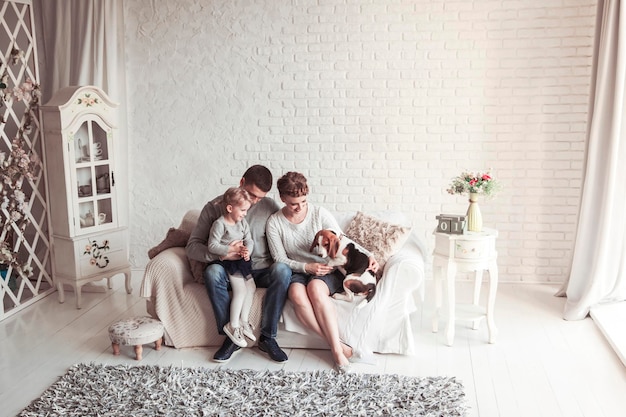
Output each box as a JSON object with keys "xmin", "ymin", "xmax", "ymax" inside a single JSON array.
[
  {"xmin": 33, "ymin": 0, "xmax": 126, "ymax": 105},
  {"xmin": 33, "ymin": 0, "xmax": 130, "ymax": 223},
  {"xmin": 559, "ymin": 0, "xmax": 626, "ymax": 320}
]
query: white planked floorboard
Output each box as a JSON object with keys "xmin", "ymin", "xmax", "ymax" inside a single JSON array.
[{"xmin": 2, "ymin": 271, "xmax": 626, "ymax": 417}]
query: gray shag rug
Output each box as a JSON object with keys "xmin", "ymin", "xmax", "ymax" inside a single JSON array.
[{"xmin": 19, "ymin": 363, "xmax": 468, "ymax": 416}]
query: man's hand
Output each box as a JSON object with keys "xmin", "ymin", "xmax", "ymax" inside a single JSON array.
[{"xmin": 221, "ymin": 240, "xmax": 244, "ymax": 261}]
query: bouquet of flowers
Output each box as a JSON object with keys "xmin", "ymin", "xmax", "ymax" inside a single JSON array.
[{"xmin": 447, "ymin": 170, "xmax": 500, "ymax": 197}]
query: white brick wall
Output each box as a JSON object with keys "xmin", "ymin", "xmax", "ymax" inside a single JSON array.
[{"xmin": 124, "ymin": 0, "xmax": 597, "ymax": 283}]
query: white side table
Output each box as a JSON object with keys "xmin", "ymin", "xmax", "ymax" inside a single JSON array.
[{"xmin": 432, "ymin": 228, "xmax": 499, "ymax": 346}]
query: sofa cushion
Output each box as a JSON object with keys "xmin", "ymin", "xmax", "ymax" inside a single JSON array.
[{"xmin": 343, "ymin": 211, "xmax": 412, "ymax": 271}]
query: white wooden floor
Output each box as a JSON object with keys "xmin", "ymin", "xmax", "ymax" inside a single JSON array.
[
  {"xmin": 591, "ymin": 302, "xmax": 626, "ymax": 368},
  {"xmin": 2, "ymin": 271, "xmax": 626, "ymax": 417}
]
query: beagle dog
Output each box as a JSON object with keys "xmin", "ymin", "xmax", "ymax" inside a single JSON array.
[
  {"xmin": 310, "ymin": 229, "xmax": 377, "ymax": 309},
  {"xmin": 310, "ymin": 229, "xmax": 346, "ymax": 266}
]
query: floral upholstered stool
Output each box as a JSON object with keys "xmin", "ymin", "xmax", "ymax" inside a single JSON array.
[{"xmin": 108, "ymin": 316, "xmax": 164, "ymax": 360}]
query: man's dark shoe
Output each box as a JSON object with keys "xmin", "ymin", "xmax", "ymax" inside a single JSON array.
[
  {"xmin": 258, "ymin": 336, "xmax": 288, "ymax": 363},
  {"xmin": 213, "ymin": 338, "xmax": 241, "ymax": 363}
]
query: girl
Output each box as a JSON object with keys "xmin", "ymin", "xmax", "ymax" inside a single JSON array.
[{"xmin": 207, "ymin": 187, "xmax": 256, "ymax": 347}]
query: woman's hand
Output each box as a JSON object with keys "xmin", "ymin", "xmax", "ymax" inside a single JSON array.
[{"xmin": 305, "ymin": 262, "xmax": 334, "ymax": 276}]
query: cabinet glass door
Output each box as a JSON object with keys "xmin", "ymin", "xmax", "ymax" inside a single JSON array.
[{"xmin": 72, "ymin": 120, "xmax": 114, "ymax": 233}]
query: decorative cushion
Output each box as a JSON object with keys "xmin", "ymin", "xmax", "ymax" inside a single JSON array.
[
  {"xmin": 343, "ymin": 211, "xmax": 412, "ymax": 272},
  {"xmin": 108, "ymin": 316, "xmax": 164, "ymax": 346},
  {"xmin": 148, "ymin": 227, "xmax": 206, "ymax": 283},
  {"xmin": 148, "ymin": 227, "xmax": 190, "ymax": 259}
]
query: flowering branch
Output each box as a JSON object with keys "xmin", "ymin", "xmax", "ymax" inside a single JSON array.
[
  {"xmin": 11, "ymin": 47, "xmax": 24, "ymax": 65},
  {"xmin": 0, "ymin": 138, "xmax": 40, "ymax": 278},
  {"xmin": 0, "ymin": 76, "xmax": 41, "ymax": 278}
]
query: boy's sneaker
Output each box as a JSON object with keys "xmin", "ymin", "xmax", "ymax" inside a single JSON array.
[
  {"xmin": 213, "ymin": 338, "xmax": 241, "ymax": 363},
  {"xmin": 223, "ymin": 322, "xmax": 247, "ymax": 348},
  {"xmin": 241, "ymin": 321, "xmax": 256, "ymax": 341}
]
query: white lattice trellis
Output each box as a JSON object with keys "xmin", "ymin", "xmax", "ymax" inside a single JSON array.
[{"xmin": 1, "ymin": 0, "xmax": 53, "ymax": 320}]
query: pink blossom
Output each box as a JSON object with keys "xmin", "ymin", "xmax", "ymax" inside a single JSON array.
[
  {"xmin": 13, "ymin": 189, "xmax": 25, "ymax": 203},
  {"xmin": 11, "ymin": 79, "xmax": 36, "ymax": 103},
  {"xmin": 12, "ymin": 86, "xmax": 25, "ymax": 101},
  {"xmin": 10, "ymin": 210, "xmax": 22, "ymax": 222},
  {"xmin": 22, "ymin": 78, "xmax": 35, "ymax": 92}
]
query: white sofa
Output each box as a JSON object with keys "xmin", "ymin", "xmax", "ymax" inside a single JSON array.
[{"xmin": 140, "ymin": 209, "xmax": 426, "ymax": 359}]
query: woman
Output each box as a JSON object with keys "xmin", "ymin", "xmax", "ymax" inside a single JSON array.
[{"xmin": 266, "ymin": 172, "xmax": 378, "ymax": 372}]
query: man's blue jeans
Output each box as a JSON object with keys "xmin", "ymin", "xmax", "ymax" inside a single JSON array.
[{"xmin": 203, "ymin": 262, "xmax": 291, "ymax": 339}]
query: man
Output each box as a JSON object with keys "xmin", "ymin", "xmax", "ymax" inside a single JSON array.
[{"xmin": 186, "ymin": 165, "xmax": 291, "ymax": 363}]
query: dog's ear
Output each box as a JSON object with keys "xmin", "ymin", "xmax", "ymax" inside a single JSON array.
[
  {"xmin": 310, "ymin": 230, "xmax": 323, "ymax": 252},
  {"xmin": 328, "ymin": 234, "xmax": 340, "ymax": 258}
]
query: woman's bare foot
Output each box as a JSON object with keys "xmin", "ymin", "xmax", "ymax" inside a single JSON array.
[
  {"xmin": 333, "ymin": 349, "xmax": 352, "ymax": 373},
  {"xmin": 333, "ymin": 351, "xmax": 350, "ymax": 368},
  {"xmin": 341, "ymin": 342, "xmax": 353, "ymax": 359}
]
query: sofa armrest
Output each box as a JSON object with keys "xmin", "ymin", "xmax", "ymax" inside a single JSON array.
[
  {"xmin": 140, "ymin": 247, "xmax": 194, "ymax": 299},
  {"xmin": 381, "ymin": 229, "xmax": 426, "ymax": 298},
  {"xmin": 179, "ymin": 209, "xmax": 201, "ymax": 234},
  {"xmin": 385, "ymin": 255, "xmax": 424, "ymax": 302}
]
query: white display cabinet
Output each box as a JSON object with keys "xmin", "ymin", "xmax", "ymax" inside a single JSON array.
[{"xmin": 41, "ymin": 86, "xmax": 131, "ymax": 308}]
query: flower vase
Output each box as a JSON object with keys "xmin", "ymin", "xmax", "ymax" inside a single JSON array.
[
  {"xmin": 0, "ymin": 266, "xmax": 16, "ymax": 292},
  {"xmin": 466, "ymin": 192, "xmax": 482, "ymax": 232}
]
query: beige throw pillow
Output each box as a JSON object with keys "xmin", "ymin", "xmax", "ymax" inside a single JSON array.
[
  {"xmin": 343, "ymin": 211, "xmax": 412, "ymax": 273},
  {"xmin": 147, "ymin": 227, "xmax": 206, "ymax": 283},
  {"xmin": 148, "ymin": 227, "xmax": 190, "ymax": 259}
]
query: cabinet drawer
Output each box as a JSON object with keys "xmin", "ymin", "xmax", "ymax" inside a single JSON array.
[
  {"xmin": 79, "ymin": 228, "xmax": 128, "ymax": 275},
  {"xmin": 80, "ymin": 229, "xmax": 128, "ymax": 253},
  {"xmin": 455, "ymin": 240, "xmax": 489, "ymax": 259},
  {"xmin": 80, "ymin": 249, "xmax": 127, "ymax": 276},
  {"xmin": 434, "ymin": 229, "xmax": 497, "ymax": 261}
]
